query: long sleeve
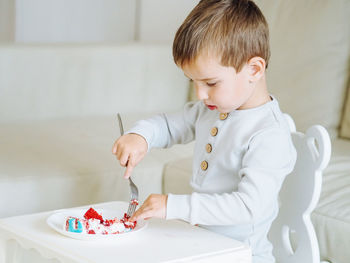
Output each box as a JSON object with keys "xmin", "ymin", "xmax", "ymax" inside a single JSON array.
[
  {"xmin": 166, "ymin": 127, "xmax": 297, "ymax": 225},
  {"xmin": 126, "ymin": 101, "xmax": 201, "ymax": 150}
]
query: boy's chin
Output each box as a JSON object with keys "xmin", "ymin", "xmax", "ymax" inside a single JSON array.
[{"xmin": 218, "ymin": 106, "xmax": 235, "ymax": 113}]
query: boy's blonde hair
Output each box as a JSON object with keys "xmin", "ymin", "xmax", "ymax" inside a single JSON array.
[{"xmin": 173, "ymin": 0, "xmax": 270, "ymax": 72}]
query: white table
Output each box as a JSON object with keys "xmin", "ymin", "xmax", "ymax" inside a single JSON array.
[{"xmin": 0, "ymin": 201, "xmax": 251, "ymax": 263}]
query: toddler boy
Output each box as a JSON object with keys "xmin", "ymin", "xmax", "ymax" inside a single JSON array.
[{"xmin": 113, "ymin": 1, "xmax": 297, "ymax": 262}]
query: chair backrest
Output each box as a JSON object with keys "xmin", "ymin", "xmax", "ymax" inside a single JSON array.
[{"xmin": 268, "ymin": 114, "xmax": 331, "ymax": 263}]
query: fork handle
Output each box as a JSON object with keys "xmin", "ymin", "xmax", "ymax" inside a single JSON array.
[
  {"xmin": 117, "ymin": 113, "xmax": 130, "ymax": 171},
  {"xmin": 117, "ymin": 113, "xmax": 125, "ymax": 136}
]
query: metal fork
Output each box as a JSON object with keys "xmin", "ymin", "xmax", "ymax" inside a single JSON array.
[{"xmin": 117, "ymin": 113, "xmax": 139, "ymax": 218}]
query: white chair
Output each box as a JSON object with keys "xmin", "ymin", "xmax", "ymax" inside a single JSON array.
[{"xmin": 268, "ymin": 114, "xmax": 331, "ymax": 263}]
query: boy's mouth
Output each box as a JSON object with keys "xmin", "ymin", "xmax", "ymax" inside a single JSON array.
[{"xmin": 206, "ymin": 104, "xmax": 217, "ymax": 110}]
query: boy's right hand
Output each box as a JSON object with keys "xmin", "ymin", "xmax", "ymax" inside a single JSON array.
[{"xmin": 112, "ymin": 133, "xmax": 148, "ymax": 179}]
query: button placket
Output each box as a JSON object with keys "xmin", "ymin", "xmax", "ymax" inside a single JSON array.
[
  {"xmin": 206, "ymin": 143, "xmax": 212, "ymax": 153},
  {"xmin": 219, "ymin": 112, "xmax": 228, "ymax": 120},
  {"xmin": 210, "ymin": 127, "xmax": 218, "ymax": 136},
  {"xmin": 196, "ymin": 112, "xmax": 229, "ymax": 185},
  {"xmin": 200, "ymin": 160, "xmax": 208, "ymax": 171}
]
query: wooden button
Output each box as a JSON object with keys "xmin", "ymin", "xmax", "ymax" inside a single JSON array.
[
  {"xmin": 219, "ymin": 113, "xmax": 228, "ymax": 120},
  {"xmin": 201, "ymin": 160, "xmax": 208, "ymax": 171},
  {"xmin": 206, "ymin": 143, "xmax": 212, "ymax": 153},
  {"xmin": 210, "ymin": 127, "xmax": 218, "ymax": 136}
]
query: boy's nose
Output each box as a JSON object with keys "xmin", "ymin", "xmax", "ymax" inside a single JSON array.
[{"xmin": 195, "ymin": 85, "xmax": 208, "ymax": 100}]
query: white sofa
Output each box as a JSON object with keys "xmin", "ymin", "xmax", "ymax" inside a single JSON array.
[
  {"xmin": 0, "ymin": 1, "xmax": 349, "ymax": 263},
  {"xmin": 0, "ymin": 44, "xmax": 194, "ymax": 217}
]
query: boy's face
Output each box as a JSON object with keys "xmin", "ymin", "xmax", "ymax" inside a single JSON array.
[{"xmin": 182, "ymin": 54, "xmax": 256, "ymax": 113}]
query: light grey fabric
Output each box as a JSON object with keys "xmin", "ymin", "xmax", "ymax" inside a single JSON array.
[
  {"xmin": 128, "ymin": 98, "xmax": 296, "ymax": 263},
  {"xmin": 163, "ymin": 138, "xmax": 350, "ymax": 263}
]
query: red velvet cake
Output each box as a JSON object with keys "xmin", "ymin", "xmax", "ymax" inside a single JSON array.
[{"xmin": 65, "ymin": 207, "xmax": 137, "ymax": 234}]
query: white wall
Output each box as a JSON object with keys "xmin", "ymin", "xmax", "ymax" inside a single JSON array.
[
  {"xmin": 138, "ymin": 0, "xmax": 199, "ymax": 43},
  {"xmin": 15, "ymin": 0, "xmax": 137, "ymax": 43},
  {"xmin": 0, "ymin": 0, "xmax": 199, "ymax": 44},
  {"xmin": 0, "ymin": 0, "xmax": 14, "ymax": 42}
]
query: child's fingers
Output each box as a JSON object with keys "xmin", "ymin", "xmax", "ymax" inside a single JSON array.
[
  {"xmin": 130, "ymin": 199, "xmax": 150, "ymax": 221},
  {"xmin": 124, "ymin": 164, "xmax": 134, "ymax": 179},
  {"xmin": 130, "ymin": 206, "xmax": 142, "ymax": 221},
  {"xmin": 129, "ymin": 209, "xmax": 140, "ymax": 222},
  {"xmin": 124, "ymin": 153, "xmax": 141, "ymax": 178},
  {"xmin": 113, "ymin": 140, "xmax": 124, "ymax": 159},
  {"xmin": 112, "ymin": 141, "xmax": 118, "ymax": 155},
  {"xmin": 130, "ymin": 206, "xmax": 153, "ymax": 222}
]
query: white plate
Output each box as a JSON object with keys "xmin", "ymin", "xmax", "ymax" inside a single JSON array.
[{"xmin": 47, "ymin": 208, "xmax": 147, "ymax": 240}]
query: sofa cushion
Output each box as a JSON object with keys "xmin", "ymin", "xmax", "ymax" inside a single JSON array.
[
  {"xmin": 162, "ymin": 138, "xmax": 350, "ymax": 263},
  {"xmin": 0, "ymin": 44, "xmax": 188, "ymax": 123},
  {"xmin": 254, "ymin": 0, "xmax": 350, "ymax": 138},
  {"xmin": 0, "ymin": 114, "xmax": 194, "ymax": 218},
  {"xmin": 311, "ymin": 138, "xmax": 350, "ymax": 263},
  {"xmin": 163, "ymin": 157, "xmax": 193, "ymax": 195}
]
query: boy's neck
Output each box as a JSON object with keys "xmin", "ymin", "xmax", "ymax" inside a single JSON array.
[{"xmin": 238, "ymin": 75, "xmax": 271, "ymax": 110}]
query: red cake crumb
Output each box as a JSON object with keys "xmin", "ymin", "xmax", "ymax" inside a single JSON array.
[
  {"xmin": 123, "ymin": 213, "xmax": 130, "ymax": 220},
  {"xmin": 121, "ymin": 213, "xmax": 137, "ymax": 229},
  {"xmin": 103, "ymin": 219, "xmax": 115, "ymax": 227},
  {"xmin": 130, "ymin": 199, "xmax": 139, "ymax": 206},
  {"xmin": 84, "ymin": 207, "xmax": 104, "ymax": 222}
]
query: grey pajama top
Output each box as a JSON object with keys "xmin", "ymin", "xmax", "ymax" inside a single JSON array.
[{"xmin": 127, "ymin": 97, "xmax": 297, "ymax": 263}]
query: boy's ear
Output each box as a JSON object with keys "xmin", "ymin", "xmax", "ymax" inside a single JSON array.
[{"xmin": 247, "ymin": 57, "xmax": 266, "ymax": 83}]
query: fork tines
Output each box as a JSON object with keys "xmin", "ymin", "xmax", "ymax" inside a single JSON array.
[
  {"xmin": 126, "ymin": 196, "xmax": 139, "ymax": 218},
  {"xmin": 127, "ymin": 204, "xmax": 136, "ymax": 217},
  {"xmin": 127, "ymin": 201, "xmax": 137, "ymax": 217}
]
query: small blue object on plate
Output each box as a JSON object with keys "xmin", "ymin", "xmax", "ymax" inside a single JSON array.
[{"xmin": 67, "ymin": 218, "xmax": 83, "ymax": 233}]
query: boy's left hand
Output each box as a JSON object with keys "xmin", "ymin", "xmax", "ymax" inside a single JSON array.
[{"xmin": 130, "ymin": 194, "xmax": 168, "ymax": 221}]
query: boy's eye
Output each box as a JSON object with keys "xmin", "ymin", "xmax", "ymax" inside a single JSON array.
[{"xmin": 207, "ymin": 82, "xmax": 217, "ymax": 87}]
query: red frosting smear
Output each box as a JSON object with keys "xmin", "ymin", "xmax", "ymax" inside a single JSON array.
[
  {"xmin": 84, "ymin": 207, "xmax": 104, "ymax": 222},
  {"xmin": 121, "ymin": 213, "xmax": 137, "ymax": 229},
  {"xmin": 103, "ymin": 219, "xmax": 115, "ymax": 227}
]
